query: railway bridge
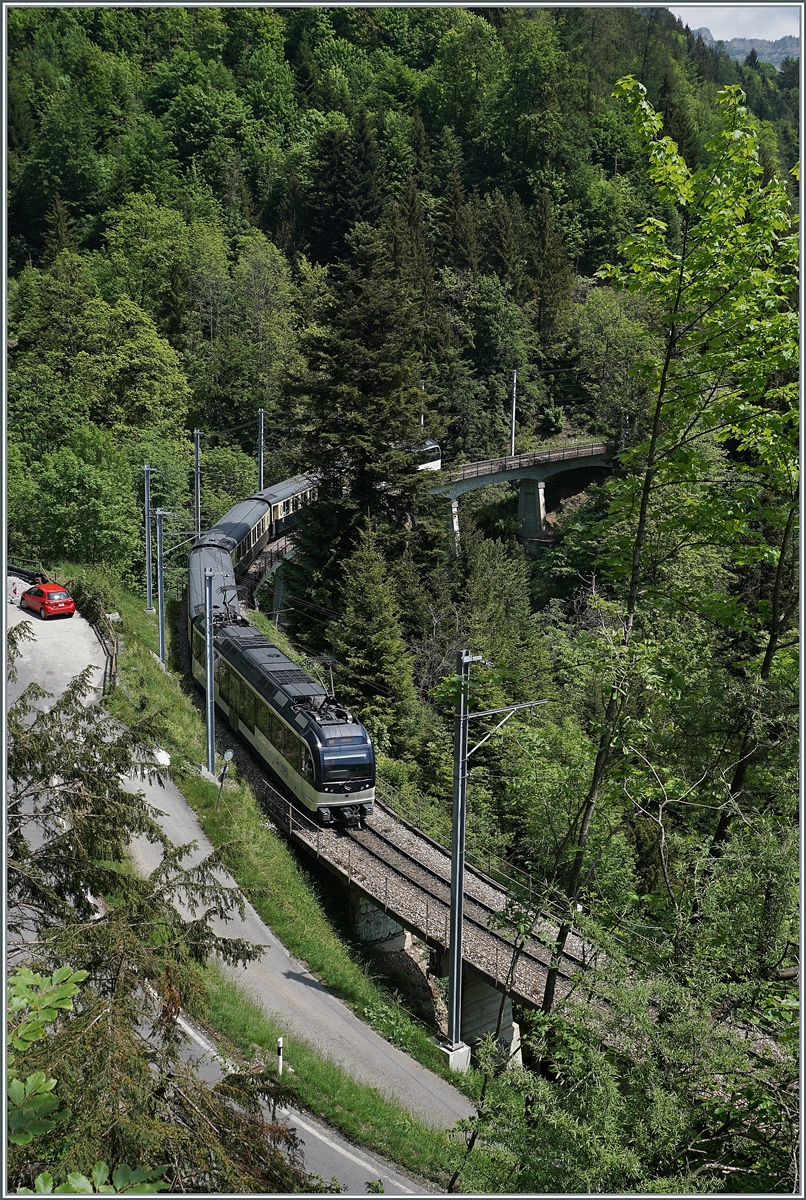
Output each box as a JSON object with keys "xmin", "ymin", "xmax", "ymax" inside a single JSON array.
[
  {"xmin": 258, "ymin": 773, "xmax": 596, "ymax": 1068},
  {"xmin": 431, "ymin": 440, "xmax": 612, "ymax": 548}
]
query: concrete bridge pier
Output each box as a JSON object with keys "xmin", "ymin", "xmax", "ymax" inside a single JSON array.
[
  {"xmin": 517, "ymin": 478, "xmax": 546, "ymax": 540},
  {"xmin": 431, "ymin": 952, "xmax": 522, "ymax": 1068},
  {"xmin": 349, "ymin": 893, "xmax": 412, "ymax": 953},
  {"xmin": 449, "ymin": 499, "xmax": 460, "ymax": 554}
]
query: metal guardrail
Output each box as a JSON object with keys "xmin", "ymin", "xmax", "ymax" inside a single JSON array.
[
  {"xmin": 92, "ymin": 613, "xmax": 119, "ymax": 696},
  {"xmin": 445, "ymin": 440, "xmax": 610, "ymax": 484}
]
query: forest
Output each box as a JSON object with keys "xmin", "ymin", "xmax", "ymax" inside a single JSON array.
[{"xmin": 6, "ymin": 5, "xmax": 799, "ymax": 1195}]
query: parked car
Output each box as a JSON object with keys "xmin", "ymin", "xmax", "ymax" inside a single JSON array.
[{"xmin": 20, "ymin": 583, "xmax": 76, "ymax": 619}]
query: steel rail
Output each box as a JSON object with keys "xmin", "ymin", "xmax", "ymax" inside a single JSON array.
[{"xmin": 350, "ymin": 819, "xmax": 589, "ymax": 980}]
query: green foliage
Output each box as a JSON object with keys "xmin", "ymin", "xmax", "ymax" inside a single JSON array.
[
  {"xmin": 17, "ymin": 1161, "xmax": 169, "ymax": 1195},
  {"xmin": 32, "ymin": 426, "xmax": 141, "ymax": 569},
  {"xmin": 7, "ymin": 968, "xmax": 169, "ymax": 1192},
  {"xmin": 5, "ymin": 13, "xmax": 800, "ymax": 1193},
  {"xmin": 6, "ymin": 624, "xmax": 321, "ymax": 1193},
  {"xmin": 328, "ymin": 520, "xmax": 419, "ymax": 753}
]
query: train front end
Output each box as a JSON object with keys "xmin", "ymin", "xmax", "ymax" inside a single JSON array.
[{"xmin": 310, "ymin": 719, "xmax": 375, "ymax": 827}]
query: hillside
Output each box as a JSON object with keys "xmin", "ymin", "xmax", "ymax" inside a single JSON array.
[
  {"xmin": 6, "ymin": 7, "xmax": 799, "ymax": 1195},
  {"xmin": 692, "ymin": 26, "xmax": 800, "ymax": 68}
]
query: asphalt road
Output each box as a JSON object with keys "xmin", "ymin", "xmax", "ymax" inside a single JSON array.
[
  {"xmin": 6, "ymin": 596, "xmax": 104, "ymax": 707},
  {"xmin": 5, "ymin": 593, "xmax": 472, "ymax": 1193}
]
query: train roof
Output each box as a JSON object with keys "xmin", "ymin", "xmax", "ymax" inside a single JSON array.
[
  {"xmin": 188, "ymin": 544, "xmax": 239, "ymax": 620},
  {"xmin": 254, "ymin": 474, "xmax": 318, "ymax": 505},
  {"xmin": 213, "ymin": 624, "xmax": 367, "ymax": 740},
  {"xmin": 215, "ymin": 623, "xmax": 328, "ymax": 711},
  {"xmin": 207, "ymin": 497, "xmax": 269, "ymax": 548}
]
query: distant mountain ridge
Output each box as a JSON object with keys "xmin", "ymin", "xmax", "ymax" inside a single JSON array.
[{"xmin": 692, "ymin": 27, "xmax": 799, "ymax": 69}]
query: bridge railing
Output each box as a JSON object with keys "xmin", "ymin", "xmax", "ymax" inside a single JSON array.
[{"xmin": 444, "ymin": 440, "xmax": 610, "ymax": 484}]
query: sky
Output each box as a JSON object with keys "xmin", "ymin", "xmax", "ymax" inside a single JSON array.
[{"xmin": 665, "ymin": 5, "xmax": 801, "ymax": 42}]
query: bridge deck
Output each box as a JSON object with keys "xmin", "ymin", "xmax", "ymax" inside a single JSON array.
[
  {"xmin": 259, "ymin": 776, "xmax": 596, "ymax": 1011},
  {"xmin": 445, "ymin": 440, "xmax": 609, "ymax": 485}
]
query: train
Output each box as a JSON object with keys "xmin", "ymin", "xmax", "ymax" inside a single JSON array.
[{"xmin": 187, "ymin": 473, "xmax": 376, "ymax": 827}]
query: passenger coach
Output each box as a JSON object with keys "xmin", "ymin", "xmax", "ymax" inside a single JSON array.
[{"xmin": 187, "ymin": 473, "xmax": 375, "ymax": 827}]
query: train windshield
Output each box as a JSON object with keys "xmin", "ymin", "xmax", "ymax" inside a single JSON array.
[
  {"xmin": 321, "ymin": 724, "xmax": 366, "ymax": 746},
  {"xmin": 323, "ymin": 755, "xmax": 373, "ymax": 782}
]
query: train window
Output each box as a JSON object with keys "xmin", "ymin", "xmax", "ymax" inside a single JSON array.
[
  {"xmin": 230, "ymin": 674, "xmax": 242, "ymax": 716},
  {"xmin": 270, "ymin": 714, "xmax": 285, "ymax": 752},
  {"xmin": 322, "ymin": 725, "xmax": 366, "ymax": 746},
  {"xmin": 287, "ymin": 733, "xmax": 302, "ymax": 771},
  {"xmin": 218, "ymin": 663, "xmax": 230, "ymax": 704},
  {"xmin": 323, "ymin": 756, "xmax": 373, "ymax": 782},
  {"xmin": 240, "ymin": 686, "xmax": 256, "ymax": 732},
  {"xmin": 192, "ymin": 628, "xmax": 204, "ymax": 665},
  {"xmin": 256, "ymin": 700, "xmax": 270, "ymax": 740},
  {"xmin": 301, "ymin": 747, "xmax": 313, "ymax": 779}
]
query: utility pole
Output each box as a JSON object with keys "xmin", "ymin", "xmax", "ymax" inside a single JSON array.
[
  {"xmin": 444, "ymin": 649, "xmax": 481, "ymax": 1069},
  {"xmin": 441, "ymin": 650, "xmax": 547, "ymax": 1072},
  {"xmin": 510, "ymin": 370, "xmax": 517, "ymax": 457},
  {"xmin": 194, "ymin": 430, "xmax": 201, "ymax": 538},
  {"xmin": 205, "ymin": 569, "xmax": 216, "ymax": 775},
  {"xmin": 156, "ymin": 508, "xmax": 168, "ymax": 664},
  {"xmin": 144, "ymin": 464, "xmax": 155, "ymax": 613},
  {"xmin": 258, "ymin": 408, "xmax": 265, "ymax": 492}
]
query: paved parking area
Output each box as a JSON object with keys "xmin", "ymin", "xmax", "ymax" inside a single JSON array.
[{"xmin": 6, "ymin": 589, "xmax": 104, "ymax": 708}]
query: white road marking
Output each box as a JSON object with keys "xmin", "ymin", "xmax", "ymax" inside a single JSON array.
[
  {"xmin": 175, "ymin": 1012, "xmax": 420, "ymax": 1193},
  {"xmin": 287, "ymin": 1109, "xmax": 418, "ymax": 1193}
]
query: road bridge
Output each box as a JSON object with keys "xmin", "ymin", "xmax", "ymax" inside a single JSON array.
[{"xmin": 431, "ymin": 440, "xmax": 612, "ymax": 546}]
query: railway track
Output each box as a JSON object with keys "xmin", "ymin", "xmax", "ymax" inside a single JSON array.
[{"xmin": 279, "ymin": 795, "xmax": 598, "ymax": 1009}]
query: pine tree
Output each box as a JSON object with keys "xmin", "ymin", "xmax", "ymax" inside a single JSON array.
[
  {"xmin": 328, "ymin": 520, "xmax": 418, "ymax": 752},
  {"xmin": 305, "ymin": 126, "xmax": 354, "ymax": 263},
  {"xmin": 409, "ymin": 105, "xmax": 433, "ymax": 192},
  {"xmin": 345, "ymin": 106, "xmax": 383, "ymax": 226},
  {"xmin": 43, "ymin": 194, "xmax": 77, "ymax": 262},
  {"xmin": 285, "ymin": 221, "xmax": 442, "ymax": 647}
]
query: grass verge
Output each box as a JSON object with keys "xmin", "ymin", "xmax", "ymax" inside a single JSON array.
[{"xmin": 202, "ymin": 964, "xmax": 464, "ymax": 1188}]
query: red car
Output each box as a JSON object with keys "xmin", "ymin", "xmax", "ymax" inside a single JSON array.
[{"xmin": 20, "ymin": 583, "xmax": 76, "ymax": 619}]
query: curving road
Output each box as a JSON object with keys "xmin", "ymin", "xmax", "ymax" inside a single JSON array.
[{"xmin": 5, "ymin": 592, "xmax": 472, "ymax": 1193}]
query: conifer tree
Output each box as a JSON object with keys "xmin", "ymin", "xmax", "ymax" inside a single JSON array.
[
  {"xmin": 408, "ymin": 105, "xmax": 433, "ymax": 192},
  {"xmin": 346, "ymin": 106, "xmax": 383, "ymax": 226},
  {"xmin": 43, "ymin": 194, "xmax": 77, "ymax": 262},
  {"xmin": 285, "ymin": 221, "xmax": 442, "ymax": 647},
  {"xmin": 305, "ymin": 126, "xmax": 354, "ymax": 263},
  {"xmin": 328, "ymin": 520, "xmax": 419, "ymax": 752}
]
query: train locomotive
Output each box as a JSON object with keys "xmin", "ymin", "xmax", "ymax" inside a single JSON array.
[{"xmin": 187, "ymin": 474, "xmax": 375, "ymax": 827}]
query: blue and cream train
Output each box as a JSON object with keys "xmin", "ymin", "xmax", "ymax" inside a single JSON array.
[{"xmin": 187, "ymin": 474, "xmax": 375, "ymax": 826}]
